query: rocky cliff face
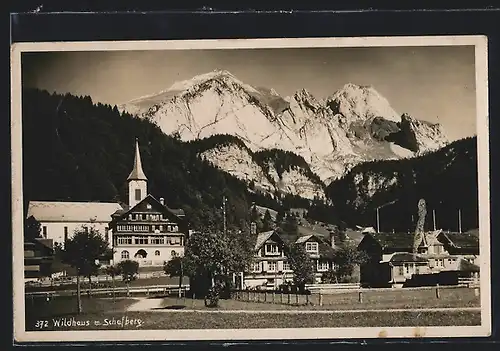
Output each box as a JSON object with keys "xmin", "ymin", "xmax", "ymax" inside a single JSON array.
[
  {"xmin": 195, "ymin": 136, "xmax": 325, "ymax": 200},
  {"xmin": 120, "ymin": 69, "xmax": 450, "ymax": 199},
  {"xmin": 326, "ymin": 137, "xmax": 478, "ymax": 232}
]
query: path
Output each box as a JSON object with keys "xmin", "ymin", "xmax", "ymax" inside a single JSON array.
[
  {"xmin": 125, "ymin": 298, "xmax": 481, "ymax": 314},
  {"xmin": 126, "ymin": 298, "xmax": 165, "ymax": 311}
]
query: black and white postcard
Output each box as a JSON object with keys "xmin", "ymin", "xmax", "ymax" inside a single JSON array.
[{"xmin": 11, "ymin": 36, "xmax": 491, "ymax": 342}]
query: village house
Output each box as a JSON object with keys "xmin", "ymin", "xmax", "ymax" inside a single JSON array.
[
  {"xmin": 357, "ymin": 229, "xmax": 480, "ymax": 287},
  {"xmin": 294, "ymin": 233, "xmax": 337, "ymax": 283},
  {"xmin": 108, "ymin": 140, "xmax": 189, "ymax": 267},
  {"xmin": 243, "ymin": 230, "xmax": 293, "ymax": 290}
]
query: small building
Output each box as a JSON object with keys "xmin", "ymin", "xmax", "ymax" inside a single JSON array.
[
  {"xmin": 24, "ymin": 238, "xmax": 54, "ymax": 280},
  {"xmin": 109, "ymin": 140, "xmax": 188, "ymax": 267},
  {"xmin": 243, "ymin": 230, "xmax": 293, "ymax": 290}
]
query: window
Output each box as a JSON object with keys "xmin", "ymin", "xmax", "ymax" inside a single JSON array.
[
  {"xmin": 317, "ymin": 261, "xmax": 329, "ymax": 271},
  {"xmin": 155, "ymin": 250, "xmax": 160, "ymax": 256},
  {"xmin": 146, "ymin": 203, "xmax": 152, "ymax": 210},
  {"xmin": 168, "ymin": 237, "xmax": 181, "ymax": 245},
  {"xmin": 404, "ymin": 264, "xmax": 410, "ymax": 274},
  {"xmin": 150, "ymin": 237, "xmax": 164, "ymax": 245},
  {"xmin": 283, "ymin": 262, "xmax": 291, "ymax": 271},
  {"xmin": 398, "ymin": 266, "xmax": 404, "ymax": 275},
  {"xmin": 250, "ymin": 262, "xmax": 261, "ymax": 272},
  {"xmin": 435, "ymin": 245, "xmax": 443, "ymax": 254},
  {"xmin": 64, "ymin": 227, "xmax": 68, "ymax": 242},
  {"xmin": 135, "ymin": 189, "xmax": 141, "ymax": 201},
  {"xmin": 134, "ymin": 237, "xmax": 149, "ymax": 245},
  {"xmin": 42, "ymin": 226, "xmax": 47, "ymax": 238},
  {"xmin": 265, "ymin": 244, "xmax": 279, "ymax": 255},
  {"xmin": 121, "ymin": 250, "xmax": 129, "ymax": 259},
  {"xmin": 305, "ymin": 242, "xmax": 318, "ymax": 253},
  {"xmin": 104, "ymin": 227, "xmax": 109, "ymax": 242},
  {"xmin": 268, "ymin": 261, "xmax": 277, "ymax": 272},
  {"xmin": 142, "ymin": 214, "xmax": 147, "ymax": 220},
  {"xmin": 117, "ymin": 236, "xmax": 133, "ymax": 245}
]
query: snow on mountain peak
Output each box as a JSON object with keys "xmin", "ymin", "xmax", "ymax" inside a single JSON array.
[
  {"xmin": 327, "ymin": 83, "xmax": 400, "ymax": 123},
  {"xmin": 120, "ymin": 71, "xmax": 449, "ymax": 196},
  {"xmin": 167, "ymin": 69, "xmax": 259, "ymax": 96}
]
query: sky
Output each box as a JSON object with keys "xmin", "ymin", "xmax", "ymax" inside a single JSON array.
[{"xmin": 22, "ymin": 45, "xmax": 477, "ymax": 141}]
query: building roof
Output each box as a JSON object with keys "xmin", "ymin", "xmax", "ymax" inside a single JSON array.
[
  {"xmin": 440, "ymin": 232, "xmax": 479, "ymax": 249},
  {"xmin": 344, "ymin": 229, "xmax": 366, "ymax": 245},
  {"xmin": 389, "ymin": 253, "xmax": 428, "ymax": 263},
  {"xmin": 295, "ymin": 234, "xmax": 337, "ymax": 260},
  {"xmin": 420, "ymin": 230, "xmax": 443, "ymax": 247},
  {"xmin": 127, "ymin": 139, "xmax": 148, "ymax": 181},
  {"xmin": 295, "ymin": 234, "xmax": 314, "ymax": 244},
  {"xmin": 254, "ymin": 231, "xmax": 275, "ymax": 250},
  {"xmin": 27, "ymin": 201, "xmax": 124, "ymax": 222},
  {"xmin": 368, "ymin": 232, "xmax": 416, "ymax": 250},
  {"xmin": 457, "ymin": 258, "xmax": 480, "ymax": 272}
]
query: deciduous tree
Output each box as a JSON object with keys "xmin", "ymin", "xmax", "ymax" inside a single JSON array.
[
  {"xmin": 287, "ymin": 243, "xmax": 314, "ymax": 291},
  {"xmin": 24, "ymin": 216, "xmax": 42, "ymax": 242},
  {"xmin": 116, "ymin": 260, "xmax": 139, "ymax": 296},
  {"xmin": 60, "ymin": 226, "xmax": 110, "ymax": 313}
]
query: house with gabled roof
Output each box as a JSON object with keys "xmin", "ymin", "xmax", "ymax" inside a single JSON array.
[
  {"xmin": 357, "ymin": 229, "xmax": 481, "ymax": 287},
  {"xmin": 295, "ymin": 233, "xmax": 337, "ymax": 283},
  {"xmin": 108, "ymin": 140, "xmax": 189, "ymax": 267},
  {"xmin": 243, "ymin": 230, "xmax": 293, "ymax": 290}
]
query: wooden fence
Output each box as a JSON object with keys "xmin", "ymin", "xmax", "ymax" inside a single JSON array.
[
  {"xmin": 232, "ymin": 284, "xmax": 480, "ymax": 307},
  {"xmin": 25, "ymin": 284, "xmax": 189, "ymax": 300}
]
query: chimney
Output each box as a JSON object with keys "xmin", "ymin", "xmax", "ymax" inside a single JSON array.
[
  {"xmin": 329, "ymin": 231, "xmax": 335, "ymax": 248},
  {"xmin": 160, "ymin": 198, "xmax": 165, "ymax": 206}
]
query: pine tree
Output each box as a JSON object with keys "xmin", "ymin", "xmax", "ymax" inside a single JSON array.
[{"xmin": 262, "ymin": 209, "xmax": 273, "ymax": 231}]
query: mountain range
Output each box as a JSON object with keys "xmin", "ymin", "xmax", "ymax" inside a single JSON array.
[
  {"xmin": 119, "ymin": 69, "xmax": 449, "ymax": 199},
  {"xmin": 22, "ymin": 88, "xmax": 479, "ymax": 233}
]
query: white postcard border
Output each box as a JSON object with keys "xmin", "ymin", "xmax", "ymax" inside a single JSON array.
[{"xmin": 11, "ymin": 35, "xmax": 491, "ymax": 343}]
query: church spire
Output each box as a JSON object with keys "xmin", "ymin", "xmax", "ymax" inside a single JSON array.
[{"xmin": 127, "ymin": 138, "xmax": 148, "ymax": 181}]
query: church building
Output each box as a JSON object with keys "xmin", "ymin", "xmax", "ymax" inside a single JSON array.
[{"xmin": 109, "ymin": 139, "xmax": 189, "ymax": 267}]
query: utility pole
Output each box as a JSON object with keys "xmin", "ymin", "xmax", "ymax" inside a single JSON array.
[
  {"xmin": 223, "ymin": 196, "xmax": 227, "ymax": 235},
  {"xmin": 458, "ymin": 209, "xmax": 462, "ymax": 233},
  {"xmin": 433, "ymin": 209, "xmax": 437, "ymax": 231},
  {"xmin": 376, "ymin": 207, "xmax": 380, "ymax": 233}
]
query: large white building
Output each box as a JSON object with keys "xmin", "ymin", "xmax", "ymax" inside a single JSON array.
[{"xmin": 26, "ymin": 201, "xmax": 123, "ymax": 248}]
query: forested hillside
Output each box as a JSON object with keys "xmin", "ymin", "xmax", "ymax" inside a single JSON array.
[{"xmin": 326, "ymin": 136, "xmax": 479, "ymax": 232}]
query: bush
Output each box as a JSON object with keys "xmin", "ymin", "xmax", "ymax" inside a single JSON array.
[{"xmin": 204, "ymin": 285, "xmax": 221, "ymax": 308}]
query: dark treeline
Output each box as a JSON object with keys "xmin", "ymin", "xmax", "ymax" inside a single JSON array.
[
  {"xmin": 21, "ymin": 89, "xmax": 332, "ymax": 231},
  {"xmin": 327, "ymin": 136, "xmax": 479, "ymax": 232}
]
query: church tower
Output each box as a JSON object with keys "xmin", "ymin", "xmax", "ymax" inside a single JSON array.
[{"xmin": 127, "ymin": 139, "xmax": 148, "ymax": 208}]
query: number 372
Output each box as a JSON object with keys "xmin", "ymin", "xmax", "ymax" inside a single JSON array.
[{"xmin": 35, "ymin": 320, "xmax": 49, "ymax": 328}]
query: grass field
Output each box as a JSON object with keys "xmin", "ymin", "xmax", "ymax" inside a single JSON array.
[{"xmin": 24, "ymin": 286, "xmax": 482, "ymax": 331}]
